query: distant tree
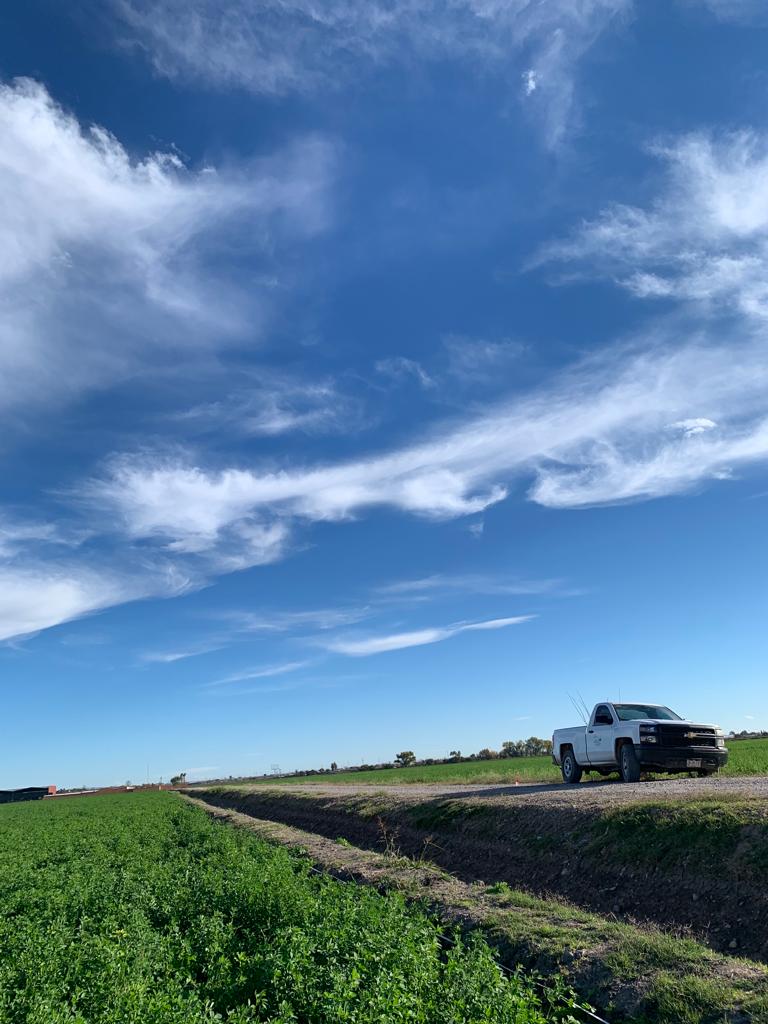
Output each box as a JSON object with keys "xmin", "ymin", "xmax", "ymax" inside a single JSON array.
[
  {"xmin": 394, "ymin": 751, "xmax": 416, "ymax": 768},
  {"xmin": 330, "ymin": 761, "xmax": 338, "ymax": 772},
  {"xmin": 477, "ymin": 748, "xmax": 498, "ymax": 760},
  {"xmin": 449, "ymin": 750, "xmax": 462, "ymax": 761},
  {"xmin": 170, "ymin": 772, "xmax": 186, "ymax": 786},
  {"xmin": 501, "ymin": 740, "xmax": 523, "ymax": 758},
  {"xmin": 522, "ymin": 737, "xmax": 552, "ymax": 757}
]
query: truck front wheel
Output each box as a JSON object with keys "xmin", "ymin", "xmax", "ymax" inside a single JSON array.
[
  {"xmin": 619, "ymin": 743, "xmax": 641, "ymax": 783},
  {"xmin": 561, "ymin": 748, "xmax": 583, "ymax": 784}
]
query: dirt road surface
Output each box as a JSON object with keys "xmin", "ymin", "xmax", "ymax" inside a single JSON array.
[{"xmin": 241, "ymin": 773, "xmax": 768, "ymax": 808}]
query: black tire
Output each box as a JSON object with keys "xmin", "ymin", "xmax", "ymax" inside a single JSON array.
[
  {"xmin": 561, "ymin": 748, "xmax": 583, "ymax": 784},
  {"xmin": 697, "ymin": 769, "xmax": 716, "ymax": 778},
  {"xmin": 619, "ymin": 743, "xmax": 641, "ymax": 783}
]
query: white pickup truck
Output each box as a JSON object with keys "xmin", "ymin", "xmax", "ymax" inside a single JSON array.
[{"xmin": 552, "ymin": 702, "xmax": 728, "ymax": 783}]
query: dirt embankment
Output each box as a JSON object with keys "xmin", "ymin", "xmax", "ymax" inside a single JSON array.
[{"xmin": 190, "ymin": 784, "xmax": 768, "ymax": 963}]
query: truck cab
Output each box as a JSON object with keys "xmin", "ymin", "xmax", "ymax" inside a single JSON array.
[{"xmin": 552, "ymin": 702, "xmax": 728, "ymax": 783}]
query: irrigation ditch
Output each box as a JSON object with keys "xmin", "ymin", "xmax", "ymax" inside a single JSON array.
[
  {"xmin": 185, "ymin": 784, "xmax": 768, "ymax": 961},
  {"xmin": 183, "ymin": 788, "xmax": 768, "ymax": 1024}
]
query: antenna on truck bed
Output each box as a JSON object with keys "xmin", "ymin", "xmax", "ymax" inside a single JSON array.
[{"xmin": 568, "ymin": 692, "xmax": 588, "ymax": 724}]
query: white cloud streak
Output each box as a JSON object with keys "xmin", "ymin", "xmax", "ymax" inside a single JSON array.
[
  {"xmin": 207, "ymin": 660, "xmax": 312, "ymax": 686},
  {"xmin": 376, "ymin": 573, "xmax": 562, "ymax": 598},
  {"xmin": 0, "ymin": 567, "xmax": 140, "ymax": 644},
  {"xmin": 110, "ymin": 0, "xmax": 630, "ymax": 147},
  {"xmin": 537, "ymin": 131, "xmax": 768, "ymax": 320},
  {"xmin": 177, "ymin": 377, "xmax": 363, "ymax": 438},
  {"xmin": 375, "ymin": 357, "xmax": 436, "ymax": 390},
  {"xmin": 142, "ymin": 645, "xmax": 222, "ymax": 663},
  {"xmin": 0, "ymin": 78, "xmax": 335, "ymax": 416},
  {"xmin": 227, "ymin": 607, "xmax": 371, "ymax": 633},
  {"xmin": 695, "ymin": 0, "xmax": 768, "ymax": 22},
  {"xmin": 0, "ymin": 518, "xmax": 64, "ymax": 558},
  {"xmin": 323, "ymin": 614, "xmax": 533, "ymax": 656}
]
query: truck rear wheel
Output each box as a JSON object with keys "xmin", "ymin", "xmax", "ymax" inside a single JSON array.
[
  {"xmin": 619, "ymin": 743, "xmax": 641, "ymax": 783},
  {"xmin": 561, "ymin": 748, "xmax": 583, "ymax": 784}
]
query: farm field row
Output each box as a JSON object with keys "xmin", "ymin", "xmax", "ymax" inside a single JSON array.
[
  {"xmin": 0, "ymin": 792, "xmax": 580, "ymax": 1024},
  {"xmin": 257, "ymin": 737, "xmax": 768, "ymax": 787}
]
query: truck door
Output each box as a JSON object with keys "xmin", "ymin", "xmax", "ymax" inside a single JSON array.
[{"xmin": 586, "ymin": 704, "xmax": 616, "ymax": 764}]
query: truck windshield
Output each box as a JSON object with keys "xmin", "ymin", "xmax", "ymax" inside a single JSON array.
[{"xmin": 614, "ymin": 704, "xmax": 682, "ymax": 721}]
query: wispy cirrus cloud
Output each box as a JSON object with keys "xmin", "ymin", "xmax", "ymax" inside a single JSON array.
[
  {"xmin": 375, "ymin": 357, "xmax": 436, "ymax": 390},
  {"xmin": 0, "ymin": 77, "xmax": 335, "ymax": 418},
  {"xmin": 376, "ymin": 573, "xmax": 564, "ymax": 598},
  {"xmin": 535, "ymin": 130, "xmax": 768, "ymax": 320},
  {"xmin": 226, "ymin": 607, "xmax": 372, "ymax": 633},
  {"xmin": 175, "ymin": 375, "xmax": 366, "ymax": 438},
  {"xmin": 0, "ymin": 566, "xmax": 150, "ymax": 644},
  {"xmin": 137, "ymin": 606, "xmax": 372, "ymax": 667},
  {"xmin": 88, "ymin": 328, "xmax": 768, "ymax": 558},
  {"xmin": 206, "ymin": 660, "xmax": 313, "ymax": 687},
  {"xmin": 376, "ymin": 335, "xmax": 525, "ymax": 397},
  {"xmin": 695, "ymin": 0, "xmax": 768, "ymax": 23},
  {"xmin": 14, "ymin": 111, "xmax": 768, "ymax": 647},
  {"xmin": 0, "ymin": 518, "xmax": 68, "ymax": 558},
  {"xmin": 142, "ymin": 644, "xmax": 223, "ymax": 664},
  {"xmin": 109, "ymin": 0, "xmax": 631, "ymax": 147},
  {"xmin": 322, "ymin": 614, "xmax": 533, "ymax": 656},
  {"xmin": 441, "ymin": 334, "xmax": 526, "ymax": 383}
]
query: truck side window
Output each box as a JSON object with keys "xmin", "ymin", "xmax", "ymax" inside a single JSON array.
[{"xmin": 594, "ymin": 705, "xmax": 613, "ymax": 726}]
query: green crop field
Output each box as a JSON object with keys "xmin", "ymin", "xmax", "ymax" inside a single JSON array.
[
  {"xmin": 0, "ymin": 792, "xmax": 581, "ymax": 1023},
  {"xmin": 268, "ymin": 755, "xmax": 561, "ymax": 786},
  {"xmin": 261, "ymin": 737, "xmax": 768, "ymax": 787},
  {"xmin": 721, "ymin": 738, "xmax": 768, "ymax": 775}
]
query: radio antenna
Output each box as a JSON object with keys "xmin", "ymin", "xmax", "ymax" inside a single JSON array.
[
  {"xmin": 568, "ymin": 692, "xmax": 588, "ymax": 725},
  {"xmin": 576, "ymin": 691, "xmax": 591, "ymax": 722}
]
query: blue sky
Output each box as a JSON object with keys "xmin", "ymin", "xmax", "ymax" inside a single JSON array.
[{"xmin": 1, "ymin": 0, "xmax": 768, "ymax": 788}]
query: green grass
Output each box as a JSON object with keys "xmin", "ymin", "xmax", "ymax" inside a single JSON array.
[
  {"xmin": 254, "ymin": 737, "xmax": 768, "ymax": 787},
  {"xmin": 591, "ymin": 797, "xmax": 768, "ymax": 876},
  {"xmin": 721, "ymin": 737, "xmax": 768, "ymax": 775},
  {"xmin": 482, "ymin": 889, "xmax": 768, "ymax": 1024},
  {"xmin": 264, "ymin": 755, "xmax": 562, "ymax": 786},
  {"xmin": 0, "ymin": 792, "xmax": 582, "ymax": 1023}
]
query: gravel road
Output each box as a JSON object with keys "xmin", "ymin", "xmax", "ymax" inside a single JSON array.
[{"xmin": 248, "ymin": 774, "xmax": 768, "ymax": 809}]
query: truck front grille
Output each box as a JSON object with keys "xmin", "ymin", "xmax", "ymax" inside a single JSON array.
[{"xmin": 658, "ymin": 725, "xmax": 718, "ymax": 748}]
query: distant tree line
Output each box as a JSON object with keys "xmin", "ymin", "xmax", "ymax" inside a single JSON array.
[{"xmin": 276, "ymin": 736, "xmax": 554, "ymax": 779}]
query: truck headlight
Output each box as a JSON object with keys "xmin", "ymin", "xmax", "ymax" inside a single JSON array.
[
  {"xmin": 639, "ymin": 725, "xmax": 658, "ymax": 744},
  {"xmin": 716, "ymin": 738, "xmax": 725, "ymax": 748}
]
